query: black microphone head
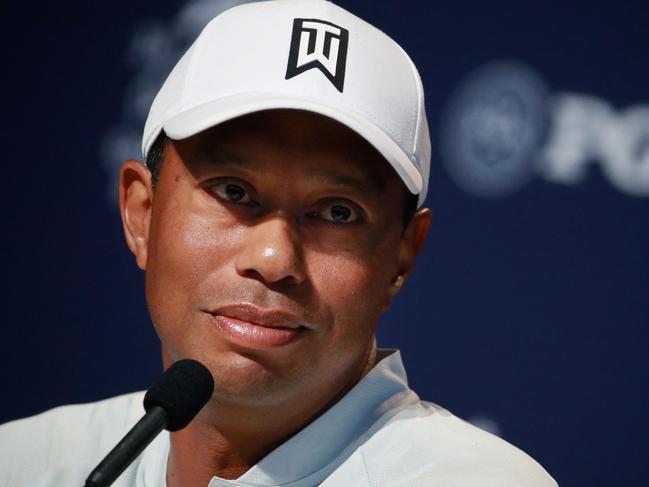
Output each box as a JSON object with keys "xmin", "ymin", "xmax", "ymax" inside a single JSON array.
[{"xmin": 143, "ymin": 359, "xmax": 214, "ymax": 432}]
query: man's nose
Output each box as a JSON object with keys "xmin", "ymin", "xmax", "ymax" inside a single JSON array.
[{"xmin": 235, "ymin": 213, "xmax": 307, "ymax": 286}]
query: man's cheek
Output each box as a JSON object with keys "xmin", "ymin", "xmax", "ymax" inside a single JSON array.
[
  {"xmin": 163, "ymin": 213, "xmax": 243, "ymax": 272},
  {"xmin": 309, "ymin": 252, "xmax": 387, "ymax": 315}
]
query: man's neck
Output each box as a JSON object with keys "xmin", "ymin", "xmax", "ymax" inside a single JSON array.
[
  {"xmin": 166, "ymin": 397, "xmax": 320, "ymax": 484},
  {"xmin": 166, "ymin": 417, "xmax": 277, "ymax": 484}
]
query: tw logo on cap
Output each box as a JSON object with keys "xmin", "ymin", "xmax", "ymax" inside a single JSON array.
[{"xmin": 285, "ymin": 18, "xmax": 349, "ymax": 93}]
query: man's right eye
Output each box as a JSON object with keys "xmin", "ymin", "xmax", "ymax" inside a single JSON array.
[{"xmin": 211, "ymin": 182, "xmax": 256, "ymax": 206}]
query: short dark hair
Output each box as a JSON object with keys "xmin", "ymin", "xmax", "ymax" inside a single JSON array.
[
  {"xmin": 146, "ymin": 131, "xmax": 169, "ymax": 189},
  {"xmin": 145, "ymin": 130, "xmax": 419, "ymax": 226}
]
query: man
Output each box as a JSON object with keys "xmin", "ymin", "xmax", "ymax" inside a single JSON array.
[{"xmin": 0, "ymin": 1, "xmax": 557, "ymax": 486}]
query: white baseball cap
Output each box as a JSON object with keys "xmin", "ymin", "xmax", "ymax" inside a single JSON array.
[{"xmin": 143, "ymin": 0, "xmax": 431, "ymax": 205}]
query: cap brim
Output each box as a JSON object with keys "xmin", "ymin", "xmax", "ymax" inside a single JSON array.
[{"xmin": 158, "ymin": 93, "xmax": 423, "ymax": 196}]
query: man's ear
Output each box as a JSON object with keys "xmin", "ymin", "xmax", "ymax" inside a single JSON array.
[
  {"xmin": 387, "ymin": 208, "xmax": 432, "ymax": 300},
  {"xmin": 119, "ymin": 160, "xmax": 154, "ymax": 270}
]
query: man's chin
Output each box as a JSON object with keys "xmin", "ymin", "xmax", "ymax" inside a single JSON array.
[{"xmin": 201, "ymin": 350, "xmax": 308, "ymax": 408}]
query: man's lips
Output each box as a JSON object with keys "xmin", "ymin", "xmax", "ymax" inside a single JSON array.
[{"xmin": 206, "ymin": 304, "xmax": 308, "ymax": 349}]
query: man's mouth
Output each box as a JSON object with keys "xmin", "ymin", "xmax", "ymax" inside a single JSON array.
[{"xmin": 206, "ymin": 303, "xmax": 308, "ymax": 349}]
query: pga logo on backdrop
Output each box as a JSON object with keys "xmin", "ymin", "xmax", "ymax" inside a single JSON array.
[{"xmin": 439, "ymin": 62, "xmax": 649, "ymax": 199}]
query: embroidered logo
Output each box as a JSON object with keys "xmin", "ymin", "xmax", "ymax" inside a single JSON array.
[{"xmin": 285, "ymin": 18, "xmax": 349, "ymax": 93}]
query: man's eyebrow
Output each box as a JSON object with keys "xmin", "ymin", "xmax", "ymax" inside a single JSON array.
[{"xmin": 312, "ymin": 170, "xmax": 387, "ymax": 197}]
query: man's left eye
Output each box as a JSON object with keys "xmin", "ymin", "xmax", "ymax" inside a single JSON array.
[
  {"xmin": 320, "ymin": 204, "xmax": 359, "ymax": 224},
  {"xmin": 212, "ymin": 183, "xmax": 254, "ymax": 205}
]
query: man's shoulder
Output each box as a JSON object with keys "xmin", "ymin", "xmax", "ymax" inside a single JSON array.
[
  {"xmin": 0, "ymin": 391, "xmax": 145, "ymax": 486},
  {"xmin": 359, "ymin": 400, "xmax": 558, "ymax": 487}
]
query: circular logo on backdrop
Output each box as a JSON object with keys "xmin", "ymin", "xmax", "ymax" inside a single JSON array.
[{"xmin": 439, "ymin": 62, "xmax": 550, "ymax": 198}]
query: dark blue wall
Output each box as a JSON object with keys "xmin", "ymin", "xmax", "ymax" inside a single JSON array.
[{"xmin": 2, "ymin": 2, "xmax": 648, "ymax": 486}]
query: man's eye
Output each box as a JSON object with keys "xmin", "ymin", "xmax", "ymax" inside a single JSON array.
[
  {"xmin": 320, "ymin": 204, "xmax": 359, "ymax": 224},
  {"xmin": 212, "ymin": 183, "xmax": 254, "ymax": 205}
]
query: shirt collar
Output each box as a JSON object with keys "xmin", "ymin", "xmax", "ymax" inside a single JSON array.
[{"xmin": 206, "ymin": 349, "xmax": 419, "ymax": 487}]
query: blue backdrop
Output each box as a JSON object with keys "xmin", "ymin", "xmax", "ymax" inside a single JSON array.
[{"xmin": 2, "ymin": 2, "xmax": 648, "ymax": 486}]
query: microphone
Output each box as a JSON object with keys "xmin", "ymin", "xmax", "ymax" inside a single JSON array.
[{"xmin": 84, "ymin": 359, "xmax": 214, "ymax": 487}]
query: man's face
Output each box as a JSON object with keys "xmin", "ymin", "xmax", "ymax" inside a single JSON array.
[{"xmin": 121, "ymin": 110, "xmax": 429, "ymax": 411}]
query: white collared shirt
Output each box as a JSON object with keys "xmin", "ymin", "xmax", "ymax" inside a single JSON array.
[{"xmin": 0, "ymin": 350, "xmax": 557, "ymax": 486}]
